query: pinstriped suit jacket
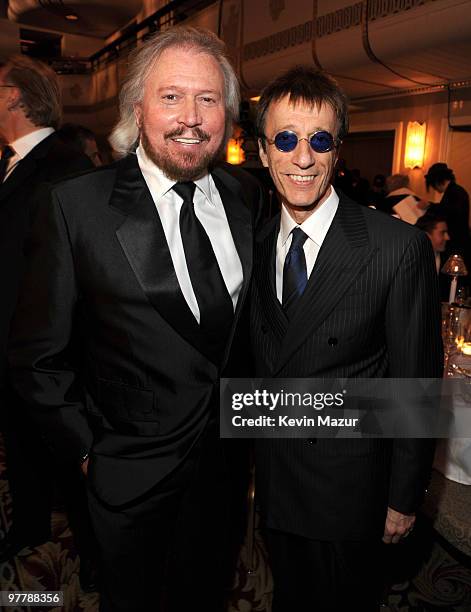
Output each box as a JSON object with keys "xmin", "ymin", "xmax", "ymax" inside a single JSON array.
[{"xmin": 251, "ymin": 191, "xmax": 443, "ymax": 541}]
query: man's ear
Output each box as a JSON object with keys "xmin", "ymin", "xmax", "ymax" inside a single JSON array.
[
  {"xmin": 6, "ymin": 87, "xmax": 21, "ymax": 112},
  {"xmin": 258, "ymin": 138, "xmax": 268, "ymax": 168}
]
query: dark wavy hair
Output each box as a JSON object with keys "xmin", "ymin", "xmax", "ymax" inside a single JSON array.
[
  {"xmin": 425, "ymin": 163, "xmax": 455, "ymax": 191},
  {"xmin": 256, "ymin": 66, "xmax": 349, "ymax": 150}
]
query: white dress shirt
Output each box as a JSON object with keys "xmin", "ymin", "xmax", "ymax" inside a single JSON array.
[
  {"xmin": 3, "ymin": 127, "xmax": 54, "ymax": 182},
  {"xmin": 276, "ymin": 186, "xmax": 339, "ymax": 302},
  {"xmin": 136, "ymin": 144, "xmax": 243, "ymax": 323}
]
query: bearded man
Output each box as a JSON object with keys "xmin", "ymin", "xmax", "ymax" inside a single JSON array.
[{"xmin": 8, "ymin": 26, "xmax": 262, "ymax": 612}]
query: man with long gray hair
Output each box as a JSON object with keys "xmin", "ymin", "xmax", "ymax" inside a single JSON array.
[{"xmin": 8, "ymin": 26, "xmax": 262, "ymax": 611}]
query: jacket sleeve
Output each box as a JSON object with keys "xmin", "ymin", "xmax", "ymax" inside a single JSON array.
[
  {"xmin": 7, "ymin": 183, "xmax": 93, "ymax": 462},
  {"xmin": 385, "ymin": 229, "xmax": 443, "ymax": 513}
]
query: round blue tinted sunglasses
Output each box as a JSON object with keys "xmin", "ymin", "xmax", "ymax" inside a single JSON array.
[{"xmin": 265, "ymin": 130, "xmax": 338, "ymax": 153}]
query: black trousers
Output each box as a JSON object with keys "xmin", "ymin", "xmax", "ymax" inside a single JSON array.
[
  {"xmin": 87, "ymin": 427, "xmax": 249, "ymax": 612},
  {"xmin": 1, "ymin": 389, "xmax": 96, "ymax": 560},
  {"xmin": 2, "ymin": 415, "xmax": 51, "ymax": 540},
  {"xmin": 265, "ymin": 528, "xmax": 383, "ymax": 612}
]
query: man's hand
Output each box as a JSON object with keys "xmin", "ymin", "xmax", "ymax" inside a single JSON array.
[
  {"xmin": 382, "ymin": 507, "xmax": 415, "ymax": 544},
  {"xmin": 81, "ymin": 457, "xmax": 89, "ymax": 477}
]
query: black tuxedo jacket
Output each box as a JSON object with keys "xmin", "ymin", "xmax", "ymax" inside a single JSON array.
[
  {"xmin": 0, "ymin": 132, "xmax": 92, "ymax": 390},
  {"xmin": 8, "ymin": 154, "xmax": 262, "ymax": 506},
  {"xmin": 251, "ymin": 192, "xmax": 443, "ymax": 541}
]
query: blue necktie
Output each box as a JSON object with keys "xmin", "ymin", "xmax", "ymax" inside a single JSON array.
[{"xmin": 282, "ymin": 227, "xmax": 308, "ymax": 319}]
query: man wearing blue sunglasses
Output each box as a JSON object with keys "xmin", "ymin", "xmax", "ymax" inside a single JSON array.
[{"xmin": 251, "ymin": 66, "xmax": 443, "ymax": 611}]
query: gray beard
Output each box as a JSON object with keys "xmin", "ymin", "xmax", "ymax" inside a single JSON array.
[{"xmin": 140, "ymin": 126, "xmax": 225, "ymax": 182}]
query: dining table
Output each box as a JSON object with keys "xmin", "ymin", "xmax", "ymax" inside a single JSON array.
[
  {"xmin": 422, "ymin": 303, "xmax": 471, "ymax": 560},
  {"xmin": 434, "ymin": 304, "xmax": 471, "ymax": 484}
]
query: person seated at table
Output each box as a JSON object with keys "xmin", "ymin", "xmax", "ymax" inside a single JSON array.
[
  {"xmin": 416, "ymin": 212, "xmax": 450, "ymax": 300},
  {"xmin": 378, "ymin": 174, "xmax": 427, "ymax": 224}
]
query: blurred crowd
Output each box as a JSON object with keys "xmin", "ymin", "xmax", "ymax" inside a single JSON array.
[{"xmin": 333, "ymin": 159, "xmax": 471, "ymax": 297}]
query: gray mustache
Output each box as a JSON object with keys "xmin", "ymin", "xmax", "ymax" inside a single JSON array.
[{"xmin": 165, "ymin": 127, "xmax": 210, "ymax": 141}]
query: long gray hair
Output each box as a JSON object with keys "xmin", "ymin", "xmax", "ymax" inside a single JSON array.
[{"xmin": 109, "ymin": 26, "xmax": 240, "ymax": 156}]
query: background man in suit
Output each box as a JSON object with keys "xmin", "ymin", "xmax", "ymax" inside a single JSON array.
[
  {"xmin": 57, "ymin": 123, "xmax": 103, "ymax": 167},
  {"xmin": 416, "ymin": 211, "xmax": 451, "ymax": 300},
  {"xmin": 8, "ymin": 27, "xmax": 261, "ymax": 612},
  {"xmin": 250, "ymin": 67, "xmax": 443, "ymax": 611},
  {"xmin": 416, "ymin": 212, "xmax": 450, "ymax": 273},
  {"xmin": 0, "ymin": 55, "xmax": 95, "ymax": 583}
]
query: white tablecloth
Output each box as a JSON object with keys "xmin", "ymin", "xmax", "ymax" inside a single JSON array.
[{"xmin": 434, "ymin": 352, "xmax": 471, "ymax": 485}]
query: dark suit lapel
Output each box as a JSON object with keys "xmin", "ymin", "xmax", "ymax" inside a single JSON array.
[
  {"xmin": 0, "ymin": 133, "xmax": 56, "ymax": 202},
  {"xmin": 0, "ymin": 153, "xmax": 40, "ymax": 201},
  {"xmin": 111, "ymin": 155, "xmax": 211, "ymax": 359},
  {"xmin": 211, "ymin": 167, "xmax": 254, "ymax": 366},
  {"xmin": 274, "ymin": 194, "xmax": 377, "ymax": 374},
  {"xmin": 212, "ymin": 167, "xmax": 251, "ymax": 316},
  {"xmin": 255, "ymin": 214, "xmax": 288, "ymax": 342}
]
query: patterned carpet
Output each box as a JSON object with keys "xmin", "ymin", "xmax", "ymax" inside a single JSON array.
[{"xmin": 1, "ymin": 437, "xmax": 470, "ymax": 611}]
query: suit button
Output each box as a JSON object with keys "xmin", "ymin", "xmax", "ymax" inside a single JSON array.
[
  {"xmin": 261, "ymin": 324, "xmax": 268, "ymax": 334},
  {"xmin": 328, "ymin": 337, "xmax": 338, "ymax": 346}
]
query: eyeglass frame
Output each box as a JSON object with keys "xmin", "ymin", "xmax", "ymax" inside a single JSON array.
[{"xmin": 263, "ymin": 129, "xmax": 341, "ymax": 153}]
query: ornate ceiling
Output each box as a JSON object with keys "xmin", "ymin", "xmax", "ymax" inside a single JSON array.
[{"xmin": 7, "ymin": 0, "xmax": 143, "ymax": 38}]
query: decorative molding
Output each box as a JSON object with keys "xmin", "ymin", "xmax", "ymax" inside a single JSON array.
[
  {"xmin": 243, "ymin": 0, "xmax": 433, "ymax": 61},
  {"xmin": 439, "ymin": 117, "xmax": 451, "ymax": 162},
  {"xmin": 311, "ymin": 0, "xmax": 324, "ymax": 71},
  {"xmin": 352, "ymin": 79, "xmax": 471, "ymax": 104},
  {"xmin": 239, "ymin": 0, "xmax": 251, "ymax": 90},
  {"xmin": 269, "ymin": 0, "xmax": 285, "ymax": 21}
]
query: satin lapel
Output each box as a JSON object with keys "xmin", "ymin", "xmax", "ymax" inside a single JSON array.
[
  {"xmin": 0, "ymin": 133, "xmax": 55, "ymax": 202},
  {"xmin": 255, "ymin": 214, "xmax": 288, "ymax": 342},
  {"xmin": 212, "ymin": 168, "xmax": 252, "ymax": 317},
  {"xmin": 212, "ymin": 167, "xmax": 254, "ymax": 366},
  {"xmin": 0, "ymin": 155, "xmax": 37, "ymax": 201},
  {"xmin": 274, "ymin": 195, "xmax": 377, "ymax": 374},
  {"xmin": 111, "ymin": 155, "xmax": 210, "ymax": 359}
]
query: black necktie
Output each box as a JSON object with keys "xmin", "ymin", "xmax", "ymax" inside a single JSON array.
[
  {"xmin": 0, "ymin": 145, "xmax": 14, "ymax": 184},
  {"xmin": 174, "ymin": 181, "xmax": 234, "ymax": 358},
  {"xmin": 282, "ymin": 227, "xmax": 309, "ymax": 319}
]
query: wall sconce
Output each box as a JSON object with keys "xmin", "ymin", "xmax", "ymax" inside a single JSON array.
[
  {"xmin": 404, "ymin": 121, "xmax": 426, "ymax": 168},
  {"xmin": 226, "ymin": 138, "xmax": 245, "ymax": 165}
]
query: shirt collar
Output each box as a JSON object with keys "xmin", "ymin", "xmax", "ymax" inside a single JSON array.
[
  {"xmin": 10, "ymin": 127, "xmax": 54, "ymax": 160},
  {"xmin": 136, "ymin": 143, "xmax": 214, "ymax": 205},
  {"xmin": 279, "ymin": 185, "xmax": 339, "ymax": 247}
]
